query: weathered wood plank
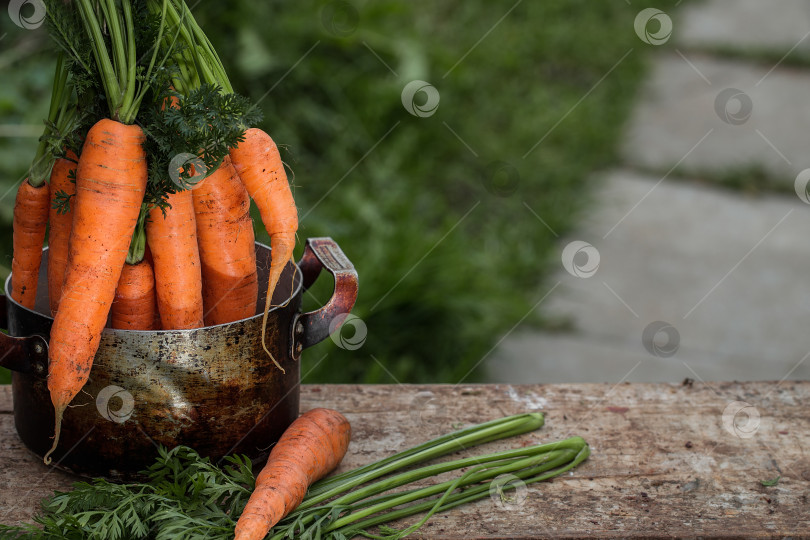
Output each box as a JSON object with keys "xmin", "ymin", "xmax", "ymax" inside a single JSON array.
[{"xmin": 1, "ymin": 382, "xmax": 809, "ymax": 538}]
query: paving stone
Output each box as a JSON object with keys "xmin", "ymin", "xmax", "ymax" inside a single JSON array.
[
  {"xmin": 676, "ymin": 0, "xmax": 810, "ymax": 53},
  {"xmin": 489, "ymin": 170, "xmax": 810, "ymax": 383},
  {"xmin": 485, "ymin": 332, "xmax": 796, "ymax": 384},
  {"xmin": 489, "ymin": 2, "xmax": 810, "ymax": 384},
  {"xmin": 621, "ymin": 53, "xmax": 810, "ymax": 181}
]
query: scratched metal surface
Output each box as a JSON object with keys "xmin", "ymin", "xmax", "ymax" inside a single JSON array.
[
  {"xmin": 4, "ymin": 245, "xmax": 303, "ymax": 479},
  {"xmin": 2, "ymin": 382, "xmax": 809, "ymax": 538}
]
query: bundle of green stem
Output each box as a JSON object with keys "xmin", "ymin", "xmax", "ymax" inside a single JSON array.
[
  {"xmin": 28, "ymin": 53, "xmax": 77, "ymax": 189},
  {"xmin": 146, "ymin": 0, "xmax": 233, "ymax": 94},
  {"xmin": 276, "ymin": 413, "xmax": 589, "ymax": 539},
  {"xmin": 0, "ymin": 413, "xmax": 589, "ymax": 540}
]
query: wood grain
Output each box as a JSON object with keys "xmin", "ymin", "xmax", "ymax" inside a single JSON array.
[{"xmin": 1, "ymin": 382, "xmax": 809, "ymax": 538}]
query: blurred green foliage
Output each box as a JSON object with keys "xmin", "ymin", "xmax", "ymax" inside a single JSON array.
[{"xmin": 0, "ymin": 1, "xmax": 656, "ymax": 384}]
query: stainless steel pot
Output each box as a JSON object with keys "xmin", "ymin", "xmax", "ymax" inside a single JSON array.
[{"xmin": 0, "ymin": 237, "xmax": 357, "ymax": 479}]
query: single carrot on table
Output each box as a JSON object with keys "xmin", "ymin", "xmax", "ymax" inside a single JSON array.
[
  {"xmin": 192, "ymin": 155, "xmax": 258, "ymax": 326},
  {"xmin": 146, "ymin": 190, "xmax": 204, "ymax": 330},
  {"xmin": 229, "ymin": 128, "xmax": 298, "ymax": 367},
  {"xmin": 234, "ymin": 408, "xmax": 352, "ymax": 540},
  {"xmin": 47, "ymin": 153, "xmax": 77, "ymax": 315}
]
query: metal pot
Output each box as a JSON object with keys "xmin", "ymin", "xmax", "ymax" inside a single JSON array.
[{"xmin": 0, "ymin": 237, "xmax": 357, "ymax": 480}]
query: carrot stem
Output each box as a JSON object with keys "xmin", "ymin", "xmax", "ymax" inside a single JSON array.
[
  {"xmin": 332, "ymin": 437, "xmax": 586, "ymax": 509},
  {"xmin": 276, "ymin": 438, "xmax": 586, "ymax": 538},
  {"xmin": 301, "ymin": 413, "xmax": 544, "ymax": 507},
  {"xmin": 127, "ymin": 204, "xmax": 150, "ymax": 265},
  {"xmin": 76, "ymin": 0, "xmax": 170, "ymax": 124},
  {"xmin": 156, "ymin": 0, "xmax": 232, "ymax": 93},
  {"xmin": 28, "ymin": 53, "xmax": 70, "ymax": 187},
  {"xmin": 268, "ymin": 432, "xmax": 590, "ymax": 540},
  {"xmin": 177, "ymin": 0, "xmax": 232, "ymax": 92},
  {"xmin": 326, "ymin": 450, "xmax": 578, "ymax": 533},
  {"xmin": 156, "ymin": 2, "xmax": 202, "ymax": 89},
  {"xmin": 101, "ymin": 0, "xmax": 127, "ymax": 93},
  {"xmin": 120, "ymin": 0, "xmax": 137, "ymax": 118},
  {"xmin": 337, "ymin": 444, "xmax": 591, "ymax": 538},
  {"xmin": 121, "ymin": 0, "xmax": 173, "ymax": 124},
  {"xmin": 76, "ymin": 0, "xmax": 121, "ymax": 118}
]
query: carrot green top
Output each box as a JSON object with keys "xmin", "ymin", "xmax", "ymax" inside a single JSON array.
[
  {"xmin": 140, "ymin": 0, "xmax": 259, "ymax": 198},
  {"xmin": 150, "ymin": 0, "xmax": 234, "ymax": 95},
  {"xmin": 73, "ymin": 0, "xmax": 169, "ymax": 124},
  {"xmin": 27, "ymin": 53, "xmax": 76, "ymax": 187}
]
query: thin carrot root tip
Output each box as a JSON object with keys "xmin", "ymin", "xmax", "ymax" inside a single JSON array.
[
  {"xmin": 43, "ymin": 410, "xmax": 63, "ymax": 465},
  {"xmin": 261, "ymin": 315, "xmax": 285, "ymax": 374},
  {"xmin": 260, "ymin": 239, "xmax": 295, "ymax": 371}
]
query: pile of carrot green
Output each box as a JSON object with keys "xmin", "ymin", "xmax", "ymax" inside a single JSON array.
[
  {"xmin": 10, "ymin": 0, "xmax": 297, "ymax": 463},
  {"xmin": 0, "ymin": 412, "xmax": 590, "ymax": 539}
]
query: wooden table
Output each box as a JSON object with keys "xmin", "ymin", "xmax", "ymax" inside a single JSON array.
[{"xmin": 2, "ymin": 382, "xmax": 809, "ymax": 538}]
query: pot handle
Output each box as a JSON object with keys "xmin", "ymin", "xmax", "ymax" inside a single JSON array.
[
  {"xmin": 291, "ymin": 238, "xmax": 358, "ymax": 359},
  {"xmin": 0, "ymin": 295, "xmax": 49, "ymax": 378}
]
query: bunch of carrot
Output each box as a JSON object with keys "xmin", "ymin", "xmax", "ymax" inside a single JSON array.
[{"xmin": 9, "ymin": 0, "xmax": 298, "ymax": 463}]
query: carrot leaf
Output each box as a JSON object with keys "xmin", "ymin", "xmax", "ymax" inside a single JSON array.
[
  {"xmin": 51, "ymin": 190, "xmax": 74, "ymax": 216},
  {"xmin": 141, "ymin": 82, "xmax": 262, "ymax": 207}
]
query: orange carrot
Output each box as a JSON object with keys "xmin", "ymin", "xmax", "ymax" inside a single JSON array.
[
  {"xmin": 191, "ymin": 155, "xmax": 258, "ymax": 326},
  {"xmin": 142, "ymin": 245, "xmax": 164, "ymax": 331},
  {"xmin": 146, "ymin": 92, "xmax": 204, "ymax": 329},
  {"xmin": 110, "ymin": 259, "xmax": 156, "ymax": 330},
  {"xmin": 229, "ymin": 129, "xmax": 298, "ymax": 366},
  {"xmin": 146, "ymin": 190, "xmax": 204, "ymax": 329},
  {"xmin": 234, "ymin": 408, "xmax": 352, "ymax": 540},
  {"xmin": 44, "ymin": 119, "xmax": 147, "ymax": 464},
  {"xmin": 143, "ymin": 243, "xmax": 154, "ymax": 267},
  {"xmin": 11, "ymin": 179, "xmax": 50, "ymax": 310},
  {"xmin": 15, "ymin": 53, "xmax": 73, "ymax": 311},
  {"xmin": 47, "ymin": 154, "xmax": 77, "ymax": 315}
]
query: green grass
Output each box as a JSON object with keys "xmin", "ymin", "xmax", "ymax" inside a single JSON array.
[{"xmin": 0, "ymin": 1, "xmax": 657, "ymax": 384}]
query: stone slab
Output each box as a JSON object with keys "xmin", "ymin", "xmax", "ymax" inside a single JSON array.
[
  {"xmin": 676, "ymin": 0, "xmax": 810, "ymax": 53},
  {"xmin": 622, "ymin": 53, "xmax": 810, "ymax": 181},
  {"xmin": 493, "ymin": 170, "xmax": 810, "ymax": 384}
]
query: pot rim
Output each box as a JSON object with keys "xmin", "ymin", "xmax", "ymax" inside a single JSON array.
[{"xmin": 4, "ymin": 241, "xmax": 303, "ymax": 335}]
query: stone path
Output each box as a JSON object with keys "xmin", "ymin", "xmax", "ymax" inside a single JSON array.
[
  {"xmin": 489, "ymin": 0, "xmax": 810, "ymax": 383},
  {"xmin": 622, "ymin": 53, "xmax": 810, "ymax": 180}
]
